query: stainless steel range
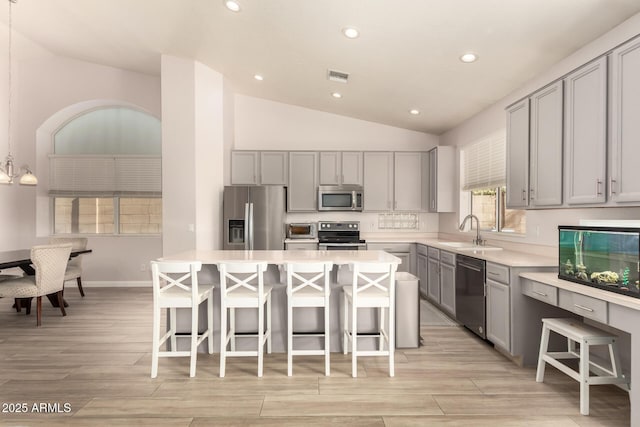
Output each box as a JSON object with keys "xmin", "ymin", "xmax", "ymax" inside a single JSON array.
[{"xmin": 317, "ymin": 221, "xmax": 366, "ymax": 250}]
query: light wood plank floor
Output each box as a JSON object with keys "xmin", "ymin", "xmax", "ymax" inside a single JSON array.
[{"xmin": 0, "ymin": 288, "xmax": 630, "ymax": 426}]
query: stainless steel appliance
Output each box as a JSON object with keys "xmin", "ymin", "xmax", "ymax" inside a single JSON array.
[
  {"xmin": 223, "ymin": 186, "xmax": 285, "ymax": 250},
  {"xmin": 317, "ymin": 185, "xmax": 363, "ymax": 211},
  {"xmin": 455, "ymin": 254, "xmax": 486, "ymax": 339},
  {"xmin": 286, "ymin": 223, "xmax": 317, "ymax": 239},
  {"xmin": 318, "ymin": 221, "xmax": 366, "ymax": 250}
]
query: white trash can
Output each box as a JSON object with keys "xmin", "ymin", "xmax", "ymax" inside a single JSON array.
[{"xmin": 395, "ymin": 272, "xmax": 420, "ymax": 348}]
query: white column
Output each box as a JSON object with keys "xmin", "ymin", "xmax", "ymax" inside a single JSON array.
[{"xmin": 161, "ymin": 55, "xmax": 228, "ymax": 254}]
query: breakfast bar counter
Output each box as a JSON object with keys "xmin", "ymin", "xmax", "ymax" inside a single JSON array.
[
  {"xmin": 159, "ymin": 249, "xmax": 402, "ymax": 354},
  {"xmin": 161, "ymin": 249, "xmax": 402, "ymax": 266}
]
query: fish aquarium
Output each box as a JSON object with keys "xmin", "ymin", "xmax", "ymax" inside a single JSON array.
[{"xmin": 559, "ymin": 226, "xmax": 640, "ymax": 298}]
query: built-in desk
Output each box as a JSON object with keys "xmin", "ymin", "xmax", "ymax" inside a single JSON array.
[
  {"xmin": 519, "ymin": 272, "xmax": 639, "ymax": 426},
  {"xmin": 159, "ymin": 249, "xmax": 402, "ymax": 355}
]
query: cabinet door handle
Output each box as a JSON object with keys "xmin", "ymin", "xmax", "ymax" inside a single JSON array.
[
  {"xmin": 596, "ymin": 179, "xmax": 603, "ymax": 196},
  {"xmin": 522, "ymin": 189, "xmax": 526, "ymax": 201},
  {"xmin": 532, "ymin": 290, "xmax": 547, "ymax": 297},
  {"xmin": 574, "ymin": 304, "xmax": 594, "ymax": 312},
  {"xmin": 530, "ymin": 188, "xmax": 535, "ymax": 200},
  {"xmin": 610, "ymin": 178, "xmax": 617, "ymax": 194}
]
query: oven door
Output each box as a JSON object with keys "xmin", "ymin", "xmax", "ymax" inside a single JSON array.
[{"xmin": 318, "ymin": 242, "xmax": 367, "ymax": 251}]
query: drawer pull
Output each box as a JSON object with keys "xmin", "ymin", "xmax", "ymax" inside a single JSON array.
[
  {"xmin": 532, "ymin": 290, "xmax": 547, "ymax": 297},
  {"xmin": 488, "ymin": 271, "xmax": 500, "ymax": 276},
  {"xmin": 574, "ymin": 304, "xmax": 594, "ymax": 312}
]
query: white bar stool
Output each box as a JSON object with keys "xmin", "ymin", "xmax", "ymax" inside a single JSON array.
[
  {"xmin": 285, "ymin": 262, "xmax": 333, "ymax": 376},
  {"xmin": 342, "ymin": 261, "xmax": 397, "ymax": 378},
  {"xmin": 218, "ymin": 262, "xmax": 272, "ymax": 377},
  {"xmin": 536, "ymin": 318, "xmax": 629, "ymax": 415},
  {"xmin": 150, "ymin": 260, "xmax": 214, "ymax": 378}
]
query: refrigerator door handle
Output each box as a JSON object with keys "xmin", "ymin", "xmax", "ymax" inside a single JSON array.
[
  {"xmin": 244, "ymin": 203, "xmax": 250, "ymax": 250},
  {"xmin": 249, "ymin": 203, "xmax": 255, "ymax": 250}
]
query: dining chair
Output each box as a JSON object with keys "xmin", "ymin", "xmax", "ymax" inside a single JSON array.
[
  {"xmin": 218, "ymin": 261, "xmax": 272, "ymax": 377},
  {"xmin": 342, "ymin": 261, "xmax": 397, "ymax": 378},
  {"xmin": 49, "ymin": 237, "xmax": 88, "ymax": 297},
  {"xmin": 150, "ymin": 260, "xmax": 214, "ymax": 378},
  {"xmin": 285, "ymin": 261, "xmax": 333, "ymax": 376},
  {"xmin": 0, "ymin": 243, "xmax": 72, "ymax": 326}
]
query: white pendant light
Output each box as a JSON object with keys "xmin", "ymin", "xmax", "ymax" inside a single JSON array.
[{"xmin": 0, "ymin": 0, "xmax": 36, "ymax": 186}]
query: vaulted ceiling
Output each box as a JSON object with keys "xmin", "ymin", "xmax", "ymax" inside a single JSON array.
[{"xmin": 5, "ymin": 0, "xmax": 640, "ymax": 134}]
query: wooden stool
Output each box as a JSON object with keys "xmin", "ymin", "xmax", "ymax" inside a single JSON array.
[{"xmin": 536, "ymin": 318, "xmax": 629, "ymax": 415}]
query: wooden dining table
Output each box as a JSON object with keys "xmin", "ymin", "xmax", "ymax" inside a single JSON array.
[{"xmin": 0, "ymin": 248, "xmax": 92, "ymax": 307}]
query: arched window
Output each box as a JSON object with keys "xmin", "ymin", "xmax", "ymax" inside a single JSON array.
[{"xmin": 50, "ymin": 107, "xmax": 162, "ymax": 235}]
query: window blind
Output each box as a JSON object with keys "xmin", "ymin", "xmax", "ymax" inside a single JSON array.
[
  {"xmin": 461, "ymin": 131, "xmax": 506, "ymax": 191},
  {"xmin": 49, "ymin": 155, "xmax": 161, "ymax": 196}
]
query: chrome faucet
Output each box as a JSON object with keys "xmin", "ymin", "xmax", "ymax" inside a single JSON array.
[{"xmin": 459, "ymin": 214, "xmax": 485, "ymax": 246}]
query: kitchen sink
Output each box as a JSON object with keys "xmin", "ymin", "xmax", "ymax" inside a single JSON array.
[{"xmin": 440, "ymin": 241, "xmax": 503, "ymax": 251}]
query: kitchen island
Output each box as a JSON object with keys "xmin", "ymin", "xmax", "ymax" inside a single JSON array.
[{"xmin": 159, "ymin": 249, "xmax": 402, "ymax": 353}]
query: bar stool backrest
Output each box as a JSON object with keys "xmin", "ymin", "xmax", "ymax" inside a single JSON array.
[{"xmin": 151, "ymin": 260, "xmax": 203, "ymax": 304}]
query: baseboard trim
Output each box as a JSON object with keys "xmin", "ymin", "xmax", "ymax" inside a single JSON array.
[{"xmin": 80, "ymin": 281, "xmax": 151, "ymax": 288}]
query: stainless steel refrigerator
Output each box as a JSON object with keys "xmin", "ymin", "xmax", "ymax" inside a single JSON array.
[{"xmin": 223, "ymin": 186, "xmax": 286, "ymax": 250}]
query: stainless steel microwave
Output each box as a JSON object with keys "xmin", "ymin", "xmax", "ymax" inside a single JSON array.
[{"xmin": 317, "ymin": 185, "xmax": 363, "ymax": 211}]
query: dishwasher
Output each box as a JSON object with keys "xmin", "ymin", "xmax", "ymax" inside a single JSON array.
[{"xmin": 455, "ymin": 254, "xmax": 486, "ymax": 339}]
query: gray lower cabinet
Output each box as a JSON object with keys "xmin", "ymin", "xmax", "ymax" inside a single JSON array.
[
  {"xmin": 610, "ymin": 37, "xmax": 640, "ymax": 203},
  {"xmin": 564, "ymin": 57, "xmax": 608, "ymax": 205},
  {"xmin": 427, "ymin": 256, "xmax": 440, "ymax": 304},
  {"xmin": 486, "ymin": 278, "xmax": 510, "ymax": 351},
  {"xmin": 367, "ymin": 242, "xmax": 414, "ymax": 274},
  {"xmin": 439, "ymin": 254, "xmax": 455, "ymax": 316},
  {"xmin": 417, "ymin": 252, "xmax": 428, "ymax": 298},
  {"xmin": 287, "ymin": 152, "xmax": 318, "ymax": 211}
]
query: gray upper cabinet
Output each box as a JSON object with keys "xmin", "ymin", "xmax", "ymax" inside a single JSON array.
[
  {"xmin": 564, "ymin": 57, "xmax": 608, "ymax": 205},
  {"xmin": 260, "ymin": 151, "xmax": 288, "ymax": 185},
  {"xmin": 319, "ymin": 151, "xmax": 363, "ymax": 186},
  {"xmin": 529, "ymin": 81, "xmax": 563, "ymax": 207},
  {"xmin": 341, "ymin": 152, "xmax": 364, "ymax": 185},
  {"xmin": 394, "ymin": 152, "xmax": 422, "ymax": 211},
  {"xmin": 363, "ymin": 152, "xmax": 394, "ymax": 211},
  {"xmin": 506, "ymin": 99, "xmax": 529, "ymax": 208},
  {"xmin": 231, "ymin": 151, "xmax": 287, "ymax": 185},
  {"xmin": 610, "ymin": 38, "xmax": 640, "ymax": 203},
  {"xmin": 231, "ymin": 151, "xmax": 259, "ymax": 185},
  {"xmin": 428, "ymin": 146, "xmax": 455, "ymax": 212},
  {"xmin": 288, "ymin": 152, "xmax": 318, "ymax": 211}
]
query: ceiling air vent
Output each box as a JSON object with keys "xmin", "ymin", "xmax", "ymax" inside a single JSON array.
[{"xmin": 327, "ymin": 69, "xmax": 349, "ymax": 83}]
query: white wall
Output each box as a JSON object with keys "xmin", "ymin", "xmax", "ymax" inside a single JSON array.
[
  {"xmin": 234, "ymin": 94, "xmax": 438, "ymax": 151},
  {"xmin": 439, "ymin": 12, "xmax": 640, "ymax": 248}
]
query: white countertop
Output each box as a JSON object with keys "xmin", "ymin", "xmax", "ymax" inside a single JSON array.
[
  {"xmin": 365, "ymin": 236, "xmax": 556, "ymax": 268},
  {"xmin": 161, "ymin": 249, "xmax": 402, "ymax": 265},
  {"xmin": 520, "ymin": 271, "xmax": 640, "ymax": 311}
]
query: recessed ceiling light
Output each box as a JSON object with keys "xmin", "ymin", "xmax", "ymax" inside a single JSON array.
[
  {"xmin": 342, "ymin": 27, "xmax": 359, "ymax": 39},
  {"xmin": 253, "ymin": 74, "xmax": 264, "ymax": 81},
  {"xmin": 224, "ymin": 0, "xmax": 241, "ymax": 12},
  {"xmin": 331, "ymin": 92, "xmax": 342, "ymax": 99},
  {"xmin": 460, "ymin": 52, "xmax": 478, "ymax": 63},
  {"xmin": 409, "ymin": 109, "xmax": 420, "ymax": 115}
]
